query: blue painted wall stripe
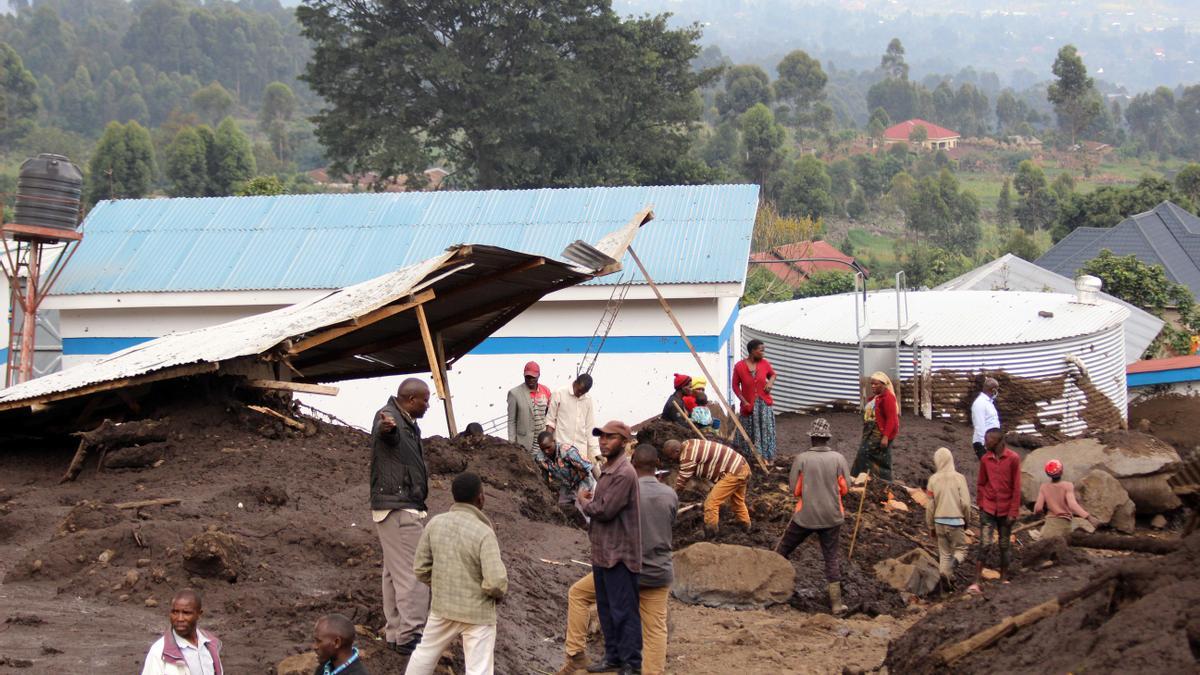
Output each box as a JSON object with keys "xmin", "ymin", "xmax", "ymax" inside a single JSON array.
[
  {"xmin": 1127, "ymin": 367, "xmax": 1200, "ymax": 387},
  {"xmin": 62, "ymin": 334, "xmax": 726, "ymax": 357}
]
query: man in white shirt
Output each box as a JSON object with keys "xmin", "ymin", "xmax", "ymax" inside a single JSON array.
[
  {"xmin": 140, "ymin": 589, "xmax": 223, "ymax": 675},
  {"xmin": 971, "ymin": 378, "xmax": 1000, "ymax": 459},
  {"xmin": 546, "ymin": 373, "xmax": 601, "ymax": 464}
]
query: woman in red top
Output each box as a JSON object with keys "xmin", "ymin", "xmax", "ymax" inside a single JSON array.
[
  {"xmin": 732, "ymin": 339, "xmax": 778, "ymax": 461},
  {"xmin": 851, "ymin": 371, "xmax": 899, "ymax": 480}
]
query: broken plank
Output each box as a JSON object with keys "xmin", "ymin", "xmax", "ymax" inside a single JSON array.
[
  {"xmin": 244, "ymin": 379, "xmax": 340, "ymax": 396},
  {"xmin": 288, "ymin": 290, "xmax": 435, "ymax": 355},
  {"xmin": 246, "ymin": 405, "xmax": 307, "ymax": 430},
  {"xmin": 114, "ymin": 498, "xmax": 181, "ymax": 510}
]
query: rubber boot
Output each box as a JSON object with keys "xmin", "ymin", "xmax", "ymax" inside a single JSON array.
[
  {"xmin": 828, "ymin": 582, "xmax": 848, "ymax": 616},
  {"xmin": 555, "ymin": 652, "xmax": 589, "ymax": 675},
  {"xmin": 703, "ymin": 524, "xmax": 718, "ymax": 540}
]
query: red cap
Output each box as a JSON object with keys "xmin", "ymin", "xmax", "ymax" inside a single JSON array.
[
  {"xmin": 523, "ymin": 361, "xmax": 540, "ymax": 377},
  {"xmin": 1044, "ymin": 459, "xmax": 1064, "ymax": 478},
  {"xmin": 673, "ymin": 373, "xmax": 691, "ymax": 389}
]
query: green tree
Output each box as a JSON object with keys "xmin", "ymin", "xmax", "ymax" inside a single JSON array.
[
  {"xmin": 1047, "ymin": 45, "xmax": 1101, "ymax": 145},
  {"xmin": 1176, "ymin": 163, "xmax": 1200, "ymax": 206},
  {"xmin": 55, "ymin": 64, "xmax": 98, "ymax": 135},
  {"xmin": 1051, "ymin": 172, "xmax": 1076, "ymax": 201},
  {"xmin": 996, "ymin": 177, "xmax": 1014, "ymax": 226},
  {"xmin": 211, "ymin": 117, "xmax": 256, "ymax": 195},
  {"xmin": 1002, "ymin": 228, "xmax": 1042, "ymax": 261},
  {"xmin": 1125, "ymin": 87, "xmax": 1180, "ymax": 157},
  {"xmin": 908, "ymin": 124, "xmax": 928, "ymax": 145},
  {"xmin": 1055, "ymin": 175, "xmax": 1193, "ymax": 239},
  {"xmin": 738, "ymin": 103, "xmax": 785, "ymax": 186},
  {"xmin": 770, "ymin": 155, "xmax": 833, "ymax": 219},
  {"xmin": 1080, "ymin": 250, "xmax": 1198, "ymax": 354},
  {"xmin": 164, "ymin": 126, "xmax": 210, "ymax": 197},
  {"xmin": 741, "ymin": 266, "xmax": 792, "ymax": 307},
  {"xmin": 236, "ymin": 175, "xmax": 286, "ymax": 196},
  {"xmin": 87, "ymin": 121, "xmax": 156, "ymax": 202},
  {"xmin": 1013, "ymin": 161, "xmax": 1058, "ymax": 232},
  {"xmin": 191, "ymin": 81, "xmax": 234, "ymax": 126},
  {"xmin": 903, "ymin": 168, "xmax": 980, "ymax": 255},
  {"xmin": 847, "ymin": 188, "xmax": 867, "ymax": 220},
  {"xmin": 259, "ymin": 81, "xmax": 295, "ymax": 161},
  {"xmin": 774, "ymin": 50, "xmax": 826, "ymax": 115},
  {"xmin": 298, "ymin": 3, "xmax": 718, "ymax": 189},
  {"xmin": 794, "ymin": 270, "xmax": 855, "ymax": 298},
  {"xmin": 0, "ymin": 42, "xmax": 40, "ymax": 147},
  {"xmin": 717, "ymin": 65, "xmax": 773, "ymax": 120},
  {"xmin": 701, "ymin": 121, "xmax": 740, "ymax": 173},
  {"xmin": 880, "ymin": 38, "xmax": 908, "ymax": 80}
]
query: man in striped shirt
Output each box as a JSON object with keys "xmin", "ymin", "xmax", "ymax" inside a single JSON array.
[{"xmin": 662, "ymin": 438, "xmax": 751, "ymax": 537}]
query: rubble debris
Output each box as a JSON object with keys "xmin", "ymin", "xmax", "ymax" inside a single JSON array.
[
  {"xmin": 1077, "ymin": 470, "xmax": 1134, "ymax": 527},
  {"xmin": 61, "ymin": 419, "xmax": 169, "ymax": 482},
  {"xmin": 671, "ymin": 543, "xmax": 795, "ymax": 609},
  {"xmin": 1118, "ymin": 474, "xmax": 1182, "ymax": 513},
  {"xmin": 102, "ymin": 441, "xmax": 169, "ymax": 470},
  {"xmin": 873, "ymin": 549, "xmax": 940, "ymax": 596},
  {"xmin": 182, "ymin": 530, "xmax": 244, "ymax": 582}
]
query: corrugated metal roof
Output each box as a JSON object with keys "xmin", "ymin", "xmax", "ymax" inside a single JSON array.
[
  {"xmin": 934, "ymin": 254, "xmax": 1164, "ymax": 362},
  {"xmin": 1127, "ymin": 354, "xmax": 1200, "ymax": 374},
  {"xmin": 741, "ymin": 289, "xmax": 1130, "ymax": 347},
  {"xmin": 54, "ymin": 185, "xmax": 759, "ymax": 295}
]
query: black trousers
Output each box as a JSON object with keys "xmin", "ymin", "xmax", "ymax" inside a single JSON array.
[
  {"xmin": 973, "ymin": 442, "xmax": 986, "ymax": 459},
  {"xmin": 775, "ymin": 521, "xmax": 842, "ymax": 582},
  {"xmin": 594, "ymin": 562, "xmax": 642, "ymax": 668}
]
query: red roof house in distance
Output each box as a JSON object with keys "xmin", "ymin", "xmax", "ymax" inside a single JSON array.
[
  {"xmin": 750, "ymin": 240, "xmax": 862, "ymax": 287},
  {"xmin": 883, "ymin": 119, "xmax": 961, "ymax": 150}
]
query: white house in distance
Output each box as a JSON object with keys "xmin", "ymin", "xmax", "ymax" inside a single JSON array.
[{"xmin": 41, "ymin": 185, "xmax": 759, "ymax": 435}]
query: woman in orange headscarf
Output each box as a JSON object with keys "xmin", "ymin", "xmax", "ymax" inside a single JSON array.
[{"xmin": 851, "ymin": 371, "xmax": 899, "ymax": 480}]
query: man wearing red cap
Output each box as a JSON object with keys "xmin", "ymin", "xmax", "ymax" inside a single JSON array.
[
  {"xmin": 508, "ymin": 361, "xmax": 552, "ymax": 457},
  {"xmin": 1034, "ymin": 459, "xmax": 1095, "ymax": 539}
]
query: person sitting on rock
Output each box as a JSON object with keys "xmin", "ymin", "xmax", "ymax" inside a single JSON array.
[
  {"xmin": 535, "ymin": 430, "xmax": 596, "ymax": 526},
  {"xmin": 312, "ymin": 613, "xmax": 368, "ymax": 675},
  {"xmin": 1034, "ymin": 459, "xmax": 1096, "ymax": 540},
  {"xmin": 774, "ymin": 418, "xmax": 851, "ymax": 616},
  {"xmin": 140, "ymin": 589, "xmax": 223, "ymax": 675},
  {"xmin": 662, "ymin": 437, "xmax": 751, "ymax": 538},
  {"xmin": 556, "ymin": 444, "xmax": 678, "ymax": 675},
  {"xmin": 925, "ymin": 447, "xmax": 971, "ymax": 591}
]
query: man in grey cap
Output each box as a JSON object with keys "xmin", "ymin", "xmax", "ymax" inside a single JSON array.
[{"xmin": 774, "ymin": 418, "xmax": 852, "ymax": 615}]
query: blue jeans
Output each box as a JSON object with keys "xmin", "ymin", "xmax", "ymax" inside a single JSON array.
[{"xmin": 593, "ymin": 562, "xmax": 642, "ymax": 668}]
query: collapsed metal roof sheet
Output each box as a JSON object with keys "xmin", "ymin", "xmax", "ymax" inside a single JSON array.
[{"xmin": 0, "ymin": 207, "xmax": 649, "ymax": 414}]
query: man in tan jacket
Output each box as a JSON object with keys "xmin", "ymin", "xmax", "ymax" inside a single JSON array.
[{"xmin": 925, "ymin": 447, "xmax": 971, "ymax": 589}]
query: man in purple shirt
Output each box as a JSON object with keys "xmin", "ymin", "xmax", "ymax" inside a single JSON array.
[{"xmin": 577, "ymin": 420, "xmax": 641, "ymax": 675}]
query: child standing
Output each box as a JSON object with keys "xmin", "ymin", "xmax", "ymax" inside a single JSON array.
[
  {"xmin": 1033, "ymin": 459, "xmax": 1095, "ymax": 539},
  {"xmin": 925, "ymin": 447, "xmax": 971, "ymax": 590}
]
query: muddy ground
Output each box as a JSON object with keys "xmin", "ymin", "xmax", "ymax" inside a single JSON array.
[{"xmin": 0, "ymin": 383, "xmax": 1189, "ymax": 674}]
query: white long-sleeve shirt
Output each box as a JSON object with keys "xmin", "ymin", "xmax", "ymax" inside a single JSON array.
[
  {"xmin": 971, "ymin": 392, "xmax": 999, "ymax": 444},
  {"xmin": 546, "ymin": 389, "xmax": 600, "ymax": 461}
]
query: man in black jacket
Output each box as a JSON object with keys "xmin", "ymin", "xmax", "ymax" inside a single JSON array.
[{"xmin": 372, "ymin": 378, "xmax": 431, "ymax": 656}]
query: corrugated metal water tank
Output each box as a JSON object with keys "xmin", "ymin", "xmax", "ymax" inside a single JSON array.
[{"xmin": 740, "ymin": 290, "xmax": 1130, "ymax": 437}]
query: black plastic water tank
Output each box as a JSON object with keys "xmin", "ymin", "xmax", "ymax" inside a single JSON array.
[{"xmin": 13, "ymin": 153, "xmax": 83, "ymax": 231}]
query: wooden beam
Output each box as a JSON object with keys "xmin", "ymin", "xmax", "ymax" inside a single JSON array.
[
  {"xmin": 114, "ymin": 498, "xmax": 181, "ymax": 510},
  {"xmin": 246, "ymin": 404, "xmax": 307, "ymax": 430},
  {"xmin": 627, "ymin": 246, "xmax": 769, "ymax": 473},
  {"xmin": 288, "ymin": 290, "xmax": 436, "ymax": 355},
  {"xmin": 0, "ymin": 362, "xmax": 220, "ymax": 412},
  {"xmin": 434, "ymin": 332, "xmax": 457, "ymax": 436},
  {"xmin": 243, "ymin": 379, "xmax": 340, "ymax": 396},
  {"xmin": 416, "ymin": 304, "xmax": 447, "ymax": 401}
]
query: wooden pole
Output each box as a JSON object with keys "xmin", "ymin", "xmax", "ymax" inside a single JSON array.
[
  {"xmin": 627, "ymin": 246, "xmax": 768, "ymax": 472},
  {"xmin": 415, "ymin": 305, "xmax": 455, "ymax": 435},
  {"xmin": 434, "ymin": 331, "xmax": 458, "ymax": 437},
  {"xmin": 672, "ymin": 400, "xmax": 706, "ymax": 441},
  {"xmin": 847, "ymin": 472, "xmax": 871, "ymax": 559}
]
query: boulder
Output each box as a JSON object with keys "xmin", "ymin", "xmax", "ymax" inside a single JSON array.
[
  {"xmin": 1118, "ymin": 475, "xmax": 1182, "ymax": 514},
  {"xmin": 1077, "ymin": 470, "xmax": 1136, "ymax": 532},
  {"xmin": 1021, "ymin": 435, "xmax": 1180, "ymax": 505},
  {"xmin": 671, "ymin": 542, "xmax": 795, "ymax": 609},
  {"xmin": 873, "ymin": 548, "xmax": 940, "ymax": 597},
  {"xmin": 1110, "ymin": 501, "xmax": 1136, "ymax": 534},
  {"xmin": 182, "ymin": 530, "xmax": 243, "ymax": 582}
]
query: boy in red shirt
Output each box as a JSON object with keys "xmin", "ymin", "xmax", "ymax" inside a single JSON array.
[{"xmin": 970, "ymin": 428, "xmax": 1020, "ymax": 593}]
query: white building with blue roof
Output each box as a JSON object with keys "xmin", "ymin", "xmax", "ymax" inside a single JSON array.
[{"xmin": 35, "ymin": 184, "xmax": 759, "ymax": 434}]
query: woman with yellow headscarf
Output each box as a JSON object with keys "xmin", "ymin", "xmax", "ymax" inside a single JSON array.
[{"xmin": 851, "ymin": 371, "xmax": 900, "ymax": 480}]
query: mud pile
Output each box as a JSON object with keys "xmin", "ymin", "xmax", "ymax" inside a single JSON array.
[{"xmin": 885, "ymin": 531, "xmax": 1200, "ymax": 674}]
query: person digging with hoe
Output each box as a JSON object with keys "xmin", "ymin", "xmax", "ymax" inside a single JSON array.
[
  {"xmin": 774, "ymin": 418, "xmax": 851, "ymax": 615},
  {"xmin": 312, "ymin": 614, "xmax": 368, "ymax": 675},
  {"xmin": 969, "ymin": 427, "xmax": 1021, "ymax": 595},
  {"xmin": 140, "ymin": 589, "xmax": 223, "ymax": 675},
  {"xmin": 576, "ymin": 421, "xmax": 642, "ymax": 675},
  {"xmin": 661, "ymin": 437, "xmax": 750, "ymax": 538}
]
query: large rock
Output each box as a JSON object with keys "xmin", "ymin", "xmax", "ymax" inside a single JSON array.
[
  {"xmin": 1021, "ymin": 434, "xmax": 1180, "ymax": 506},
  {"xmin": 1119, "ymin": 475, "xmax": 1183, "ymax": 513},
  {"xmin": 671, "ymin": 542, "xmax": 795, "ymax": 609},
  {"xmin": 182, "ymin": 530, "xmax": 243, "ymax": 582},
  {"xmin": 1110, "ymin": 500, "xmax": 1136, "ymax": 534},
  {"xmin": 873, "ymin": 548, "xmax": 940, "ymax": 597},
  {"xmin": 1077, "ymin": 470, "xmax": 1136, "ymax": 531}
]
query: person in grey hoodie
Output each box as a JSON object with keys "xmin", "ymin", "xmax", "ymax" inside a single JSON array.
[
  {"xmin": 925, "ymin": 447, "xmax": 972, "ymax": 590},
  {"xmin": 774, "ymin": 418, "xmax": 851, "ymax": 615}
]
